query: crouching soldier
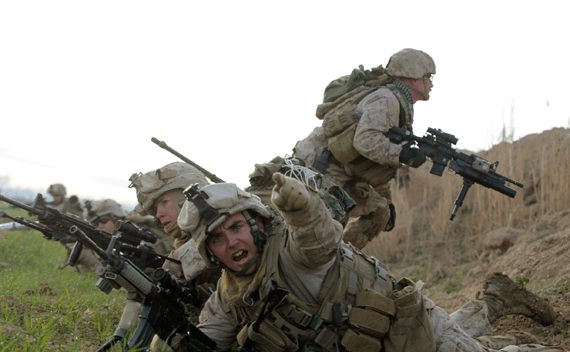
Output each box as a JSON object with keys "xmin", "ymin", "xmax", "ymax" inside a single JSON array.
[
  {"xmin": 128, "ymin": 162, "xmax": 221, "ymax": 299},
  {"xmin": 83, "ymin": 198, "xmax": 173, "ymax": 273},
  {"xmin": 46, "ymin": 183, "xmax": 83, "ymax": 217},
  {"xmin": 129, "ymin": 162, "xmax": 224, "ymax": 351},
  {"xmin": 44, "ymin": 183, "xmax": 99, "ymax": 271}
]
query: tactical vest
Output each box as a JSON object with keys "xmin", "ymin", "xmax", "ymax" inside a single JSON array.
[
  {"xmin": 221, "ymin": 217, "xmax": 420, "ymax": 352},
  {"xmin": 317, "ymin": 82, "xmax": 414, "ymax": 187}
]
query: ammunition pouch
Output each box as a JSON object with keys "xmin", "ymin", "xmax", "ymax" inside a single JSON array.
[
  {"xmin": 237, "ymin": 321, "xmax": 299, "ymax": 352},
  {"xmin": 340, "ymin": 289, "xmax": 395, "ymax": 352},
  {"xmin": 347, "ymin": 156, "xmax": 398, "ymax": 188},
  {"xmin": 342, "ymin": 179, "xmax": 371, "ymax": 201},
  {"xmin": 341, "ymin": 329, "xmax": 382, "ymax": 352},
  {"xmin": 382, "ymin": 278, "xmax": 436, "ymax": 352},
  {"xmin": 327, "ymin": 123, "xmax": 361, "ymax": 164}
]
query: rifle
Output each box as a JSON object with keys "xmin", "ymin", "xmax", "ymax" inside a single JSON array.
[
  {"xmin": 151, "ymin": 137, "xmax": 226, "ymax": 183},
  {"xmin": 0, "ymin": 193, "xmax": 168, "ymax": 271},
  {"xmin": 0, "ymin": 193, "xmax": 216, "ymax": 351},
  {"xmin": 95, "ymin": 263, "xmax": 216, "ymax": 352},
  {"xmin": 59, "ymin": 221, "xmax": 215, "ymax": 351},
  {"xmin": 385, "ymin": 127, "xmax": 524, "ymax": 220}
]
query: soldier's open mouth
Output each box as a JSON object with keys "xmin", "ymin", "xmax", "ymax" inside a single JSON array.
[{"xmin": 233, "ymin": 250, "xmax": 248, "ymax": 261}]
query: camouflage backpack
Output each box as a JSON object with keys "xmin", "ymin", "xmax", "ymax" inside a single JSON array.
[
  {"xmin": 319, "ymin": 65, "xmax": 391, "ymax": 106},
  {"xmin": 315, "ymin": 65, "xmax": 394, "ymax": 164}
]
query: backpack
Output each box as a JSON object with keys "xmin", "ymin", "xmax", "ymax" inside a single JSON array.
[
  {"xmin": 316, "ymin": 65, "xmax": 393, "ymax": 164},
  {"xmin": 320, "ymin": 64, "xmax": 391, "ymax": 106}
]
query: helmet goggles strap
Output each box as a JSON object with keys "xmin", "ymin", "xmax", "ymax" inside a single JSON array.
[{"xmin": 183, "ymin": 184, "xmax": 229, "ymax": 230}]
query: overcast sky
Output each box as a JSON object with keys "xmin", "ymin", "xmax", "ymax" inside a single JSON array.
[{"xmin": 1, "ymin": 1, "xmax": 568, "ymax": 209}]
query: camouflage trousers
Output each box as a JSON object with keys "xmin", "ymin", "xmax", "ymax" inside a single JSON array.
[
  {"xmin": 433, "ymin": 297, "xmax": 559, "ymax": 352},
  {"xmin": 321, "ymin": 162, "xmax": 392, "ymax": 249},
  {"xmin": 426, "ymin": 296, "xmax": 493, "ymax": 351}
]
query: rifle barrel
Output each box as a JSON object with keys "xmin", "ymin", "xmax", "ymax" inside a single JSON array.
[
  {"xmin": 151, "ymin": 137, "xmax": 225, "ymax": 183},
  {"xmin": 0, "ymin": 194, "xmax": 37, "ymax": 215}
]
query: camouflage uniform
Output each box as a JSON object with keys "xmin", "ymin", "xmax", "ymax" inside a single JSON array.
[
  {"xmin": 294, "ymin": 49, "xmax": 434, "ymax": 249},
  {"xmin": 46, "ymin": 183, "xmax": 100, "ymax": 271},
  {"xmin": 46, "ymin": 183, "xmax": 83, "ymax": 217},
  {"xmin": 82, "ymin": 198, "xmax": 175, "ymax": 268},
  {"xmin": 179, "ymin": 176, "xmax": 556, "ymax": 352},
  {"xmin": 129, "ymin": 162, "xmax": 222, "ymax": 302},
  {"xmin": 129, "ymin": 162, "xmax": 225, "ymax": 351}
]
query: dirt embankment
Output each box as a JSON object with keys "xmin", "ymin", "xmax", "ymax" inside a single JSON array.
[{"xmin": 366, "ymin": 128, "xmax": 570, "ymax": 350}]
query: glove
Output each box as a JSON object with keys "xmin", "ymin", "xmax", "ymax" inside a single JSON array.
[
  {"xmin": 399, "ymin": 148, "xmax": 426, "ymax": 168},
  {"xmin": 271, "ymin": 173, "xmax": 310, "ymax": 212},
  {"xmin": 162, "ymin": 251, "xmax": 184, "ymax": 280},
  {"xmin": 384, "ymin": 203, "xmax": 396, "ymax": 232}
]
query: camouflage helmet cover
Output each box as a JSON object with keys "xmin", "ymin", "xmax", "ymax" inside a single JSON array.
[
  {"xmin": 178, "ymin": 183, "xmax": 270, "ymax": 268},
  {"xmin": 83, "ymin": 199, "xmax": 128, "ymax": 223},
  {"xmin": 128, "ymin": 162, "xmax": 210, "ymax": 216},
  {"xmin": 47, "ymin": 183, "xmax": 67, "ymax": 197},
  {"xmin": 385, "ymin": 48, "xmax": 436, "ymax": 79}
]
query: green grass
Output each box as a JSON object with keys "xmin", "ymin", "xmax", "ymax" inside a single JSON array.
[
  {"xmin": 0, "ymin": 226, "xmax": 128, "ymax": 351},
  {"xmin": 0, "ymin": 201, "xmax": 31, "ymax": 219},
  {"xmin": 516, "ymin": 276, "xmax": 530, "ymax": 289},
  {"xmin": 443, "ymin": 284, "xmax": 465, "ymax": 294}
]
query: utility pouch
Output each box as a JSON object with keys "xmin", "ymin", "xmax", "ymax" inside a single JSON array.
[
  {"xmin": 348, "ymin": 158, "xmax": 398, "ymax": 187},
  {"xmin": 356, "ymin": 289, "xmax": 395, "ymax": 317},
  {"xmin": 342, "ymin": 179, "xmax": 370, "ymax": 200},
  {"xmin": 328, "ymin": 123, "xmax": 360, "ymax": 164},
  {"xmin": 237, "ymin": 325, "xmax": 249, "ymax": 348},
  {"xmin": 322, "ymin": 109, "xmax": 361, "ymax": 137},
  {"xmin": 237, "ymin": 321, "xmax": 299, "ymax": 352},
  {"xmin": 348, "ymin": 307, "xmax": 390, "ymax": 338},
  {"xmin": 341, "ymin": 328, "xmax": 382, "ymax": 352},
  {"xmin": 382, "ymin": 278, "xmax": 436, "ymax": 352},
  {"xmin": 314, "ymin": 326, "xmax": 340, "ymax": 352},
  {"xmin": 338, "ymin": 289, "xmax": 394, "ymax": 352}
]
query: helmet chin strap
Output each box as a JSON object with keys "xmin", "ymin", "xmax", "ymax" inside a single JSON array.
[{"xmin": 401, "ymin": 76, "xmax": 430, "ymax": 101}]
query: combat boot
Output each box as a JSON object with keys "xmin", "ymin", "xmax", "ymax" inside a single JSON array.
[{"xmin": 478, "ymin": 272, "xmax": 556, "ymax": 325}]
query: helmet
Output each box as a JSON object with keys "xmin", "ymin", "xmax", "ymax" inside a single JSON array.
[
  {"xmin": 385, "ymin": 48, "xmax": 436, "ymax": 79},
  {"xmin": 47, "ymin": 183, "xmax": 67, "ymax": 197},
  {"xmin": 128, "ymin": 162, "xmax": 210, "ymax": 216},
  {"xmin": 178, "ymin": 183, "xmax": 270, "ymax": 268},
  {"xmin": 83, "ymin": 199, "xmax": 127, "ymax": 224}
]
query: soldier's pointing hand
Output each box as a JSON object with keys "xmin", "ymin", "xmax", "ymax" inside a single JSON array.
[{"xmin": 271, "ymin": 173, "xmax": 310, "ymax": 212}]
